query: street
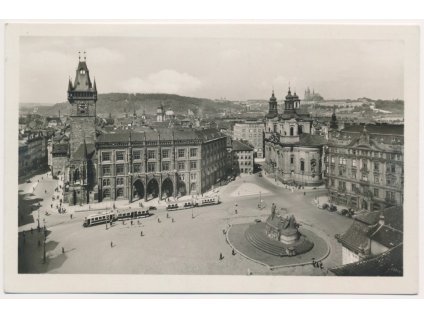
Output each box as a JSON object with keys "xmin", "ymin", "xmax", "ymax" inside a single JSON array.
[{"xmin": 18, "ymin": 171, "xmax": 354, "ymax": 275}]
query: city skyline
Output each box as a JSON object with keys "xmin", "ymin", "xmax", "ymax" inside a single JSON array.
[{"xmin": 20, "ymin": 36, "xmax": 404, "ymax": 104}]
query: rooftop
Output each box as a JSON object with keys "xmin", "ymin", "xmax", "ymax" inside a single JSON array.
[
  {"xmin": 330, "ymin": 244, "xmax": 403, "ymax": 276},
  {"xmin": 232, "ymin": 139, "xmax": 254, "ymax": 151},
  {"xmin": 342, "ymin": 123, "xmax": 404, "ymax": 136}
]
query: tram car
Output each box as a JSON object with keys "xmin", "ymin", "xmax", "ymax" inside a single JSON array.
[
  {"xmin": 194, "ymin": 195, "xmax": 220, "ymax": 207},
  {"xmin": 166, "ymin": 201, "xmax": 195, "ymax": 211},
  {"xmin": 116, "ymin": 209, "xmax": 151, "ymax": 220},
  {"xmin": 83, "ymin": 211, "xmax": 115, "ymax": 227}
]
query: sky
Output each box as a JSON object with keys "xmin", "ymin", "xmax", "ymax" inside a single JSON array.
[{"xmin": 19, "ymin": 36, "xmax": 404, "ymax": 103}]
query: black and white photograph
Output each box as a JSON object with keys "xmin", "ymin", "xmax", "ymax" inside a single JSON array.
[{"xmin": 3, "ymin": 22, "xmax": 420, "ymax": 294}]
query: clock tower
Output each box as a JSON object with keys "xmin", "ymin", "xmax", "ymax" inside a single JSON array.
[{"xmin": 68, "ymin": 54, "xmax": 97, "ymax": 157}]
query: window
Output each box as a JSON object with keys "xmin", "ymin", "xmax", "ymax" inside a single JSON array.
[
  {"xmin": 352, "ymin": 159, "xmax": 357, "ymax": 167},
  {"xmin": 102, "ymin": 178, "xmax": 111, "ymax": 186},
  {"xmin": 162, "ymin": 161, "xmax": 170, "ymax": 171},
  {"xmin": 290, "ymin": 127, "xmax": 294, "ymax": 136},
  {"xmin": 147, "ymin": 162, "xmax": 156, "ymax": 172},
  {"xmin": 300, "ymin": 160, "xmax": 305, "ymax": 172},
  {"xmin": 331, "ymin": 157, "xmax": 335, "ymax": 164},
  {"xmin": 374, "ymin": 175, "xmax": 380, "ymax": 184},
  {"xmin": 102, "ymin": 152, "xmax": 111, "ymax": 161},
  {"xmin": 290, "ymin": 156, "xmax": 294, "ymax": 164},
  {"xmin": 178, "ymin": 161, "xmax": 185, "ymax": 170},
  {"xmin": 133, "ymin": 163, "xmax": 142, "ymax": 173},
  {"xmin": 178, "ymin": 149, "xmax": 185, "ymax": 158},
  {"xmin": 103, "ymin": 189, "xmax": 111, "ymax": 198},
  {"xmin": 162, "ymin": 149, "xmax": 170, "ymax": 159},
  {"xmin": 116, "ymin": 188, "xmax": 124, "ymax": 198},
  {"xmin": 116, "ymin": 177, "xmax": 124, "ymax": 186},
  {"xmin": 298, "ymin": 125, "xmax": 303, "ymax": 134},
  {"xmin": 102, "ymin": 165, "xmax": 111, "ymax": 176},
  {"xmin": 190, "ymin": 161, "xmax": 197, "ymax": 170},
  {"xmin": 190, "ymin": 173, "xmax": 197, "ymax": 180},
  {"xmin": 116, "ymin": 164, "xmax": 124, "ymax": 175},
  {"xmin": 116, "ymin": 151, "xmax": 124, "ymax": 161},
  {"xmin": 374, "ymin": 162, "xmax": 379, "ymax": 172},
  {"xmin": 147, "ymin": 150, "xmax": 156, "ymax": 159},
  {"xmin": 351, "ymin": 183, "xmax": 356, "ymax": 192},
  {"xmin": 374, "ymin": 188, "xmax": 379, "ymax": 197},
  {"xmin": 133, "ymin": 150, "xmax": 141, "ymax": 160},
  {"xmin": 190, "ymin": 148, "xmax": 197, "ymax": 157},
  {"xmin": 331, "ymin": 179, "xmax": 335, "ymax": 187},
  {"xmin": 339, "ymin": 168, "xmax": 343, "ymax": 176},
  {"xmin": 391, "ymin": 164, "xmax": 396, "ymax": 173}
]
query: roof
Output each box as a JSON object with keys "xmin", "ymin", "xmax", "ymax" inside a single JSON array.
[
  {"xmin": 354, "ymin": 210, "xmax": 382, "ymax": 225},
  {"xmin": 97, "ymin": 128, "xmax": 224, "ymax": 144},
  {"xmin": 330, "ymin": 244, "xmax": 403, "ymax": 276},
  {"xmin": 371, "ymin": 226, "xmax": 403, "ymax": 249},
  {"xmin": 381, "ymin": 206, "xmax": 403, "ymax": 232},
  {"xmin": 342, "ymin": 124, "xmax": 404, "ymax": 136},
  {"xmin": 232, "ymin": 139, "xmax": 254, "ymax": 151},
  {"xmin": 336, "ymin": 221, "xmax": 377, "ymax": 254},
  {"xmin": 299, "ymin": 134, "xmax": 327, "ymax": 147}
]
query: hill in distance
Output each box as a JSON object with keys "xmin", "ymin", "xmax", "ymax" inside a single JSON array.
[{"xmin": 23, "ymin": 93, "xmax": 241, "ymax": 118}]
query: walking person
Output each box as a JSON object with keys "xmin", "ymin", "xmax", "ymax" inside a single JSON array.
[
  {"xmin": 62, "ymin": 247, "xmax": 65, "ymax": 254},
  {"xmin": 110, "ymin": 241, "xmax": 113, "ymax": 248},
  {"xmin": 232, "ymin": 249, "xmax": 236, "ymax": 256},
  {"xmin": 219, "ymin": 253, "xmax": 224, "ymax": 260},
  {"xmin": 140, "ymin": 231, "xmax": 143, "ymax": 236}
]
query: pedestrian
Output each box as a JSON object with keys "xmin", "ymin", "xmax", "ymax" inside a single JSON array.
[
  {"xmin": 235, "ymin": 209, "xmax": 238, "ymax": 214},
  {"xmin": 320, "ymin": 262, "xmax": 324, "ymax": 270},
  {"xmin": 45, "ymin": 190, "xmax": 47, "ymax": 194},
  {"xmin": 70, "ymin": 214, "xmax": 73, "ymax": 219},
  {"xmin": 51, "ymin": 204, "xmax": 53, "ymax": 208},
  {"xmin": 219, "ymin": 253, "xmax": 224, "ymax": 260},
  {"xmin": 140, "ymin": 231, "xmax": 143, "ymax": 236},
  {"xmin": 222, "ymin": 229, "xmax": 226, "ymax": 235},
  {"xmin": 62, "ymin": 247, "xmax": 65, "ymax": 254},
  {"xmin": 158, "ymin": 218, "xmax": 161, "ymax": 223},
  {"xmin": 304, "ymin": 192, "xmax": 306, "ymax": 196},
  {"xmin": 232, "ymin": 249, "xmax": 236, "ymax": 256},
  {"xmin": 172, "ymin": 218, "xmax": 175, "ymax": 223},
  {"xmin": 166, "ymin": 213, "xmax": 169, "ymax": 218},
  {"xmin": 131, "ymin": 220, "xmax": 133, "ymax": 225},
  {"xmin": 110, "ymin": 241, "xmax": 113, "ymax": 248}
]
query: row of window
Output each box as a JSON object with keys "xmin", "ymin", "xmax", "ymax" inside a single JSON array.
[
  {"xmin": 331, "ymin": 179, "xmax": 398, "ymax": 200},
  {"xmin": 102, "ymin": 148, "xmax": 199, "ymax": 162},
  {"xmin": 101, "ymin": 173, "xmax": 198, "ymax": 188},
  {"xmin": 331, "ymin": 157, "xmax": 397, "ymax": 173},
  {"xmin": 101, "ymin": 160, "xmax": 199, "ymax": 175},
  {"xmin": 234, "ymin": 161, "xmax": 252, "ymax": 166},
  {"xmin": 332, "ymin": 149, "xmax": 402, "ymax": 161},
  {"xmin": 333, "ymin": 170, "xmax": 398, "ymax": 186}
]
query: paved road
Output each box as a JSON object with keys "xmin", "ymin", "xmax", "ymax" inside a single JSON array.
[{"xmin": 18, "ymin": 172, "xmax": 354, "ymax": 275}]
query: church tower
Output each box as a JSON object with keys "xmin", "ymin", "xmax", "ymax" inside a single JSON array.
[
  {"xmin": 266, "ymin": 90, "xmax": 278, "ymax": 118},
  {"xmin": 68, "ymin": 52, "xmax": 97, "ymax": 157},
  {"xmin": 283, "ymin": 87, "xmax": 300, "ymax": 114}
]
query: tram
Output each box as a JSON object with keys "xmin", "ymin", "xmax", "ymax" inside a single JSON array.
[
  {"xmin": 83, "ymin": 209, "xmax": 152, "ymax": 227},
  {"xmin": 166, "ymin": 195, "xmax": 220, "ymax": 211}
]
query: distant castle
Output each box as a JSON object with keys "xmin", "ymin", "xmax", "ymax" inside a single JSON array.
[{"xmin": 304, "ymin": 87, "xmax": 324, "ymax": 102}]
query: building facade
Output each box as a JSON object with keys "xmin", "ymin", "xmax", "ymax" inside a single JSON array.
[
  {"xmin": 233, "ymin": 120, "xmax": 265, "ymax": 158},
  {"xmin": 327, "ymin": 124, "xmax": 404, "ymax": 211},
  {"xmin": 231, "ymin": 139, "xmax": 254, "ymax": 174},
  {"xmin": 95, "ymin": 129, "xmax": 227, "ymax": 202},
  {"xmin": 264, "ymin": 89, "xmax": 326, "ymax": 186}
]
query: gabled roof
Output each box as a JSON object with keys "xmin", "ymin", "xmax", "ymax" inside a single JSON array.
[
  {"xmin": 371, "ymin": 226, "xmax": 403, "ymax": 249},
  {"xmin": 330, "ymin": 244, "xmax": 403, "ymax": 276},
  {"xmin": 232, "ymin": 139, "xmax": 254, "ymax": 151},
  {"xmin": 336, "ymin": 221, "xmax": 377, "ymax": 254},
  {"xmin": 354, "ymin": 210, "xmax": 382, "ymax": 225}
]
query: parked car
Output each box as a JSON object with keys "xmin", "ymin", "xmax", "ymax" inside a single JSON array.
[
  {"xmin": 258, "ymin": 172, "xmax": 262, "ymax": 177},
  {"xmin": 26, "ymin": 179, "xmax": 31, "ymax": 183},
  {"xmin": 148, "ymin": 206, "xmax": 157, "ymax": 211}
]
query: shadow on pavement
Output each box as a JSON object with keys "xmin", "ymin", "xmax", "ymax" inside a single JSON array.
[{"xmin": 18, "ymin": 193, "xmax": 45, "ymax": 227}]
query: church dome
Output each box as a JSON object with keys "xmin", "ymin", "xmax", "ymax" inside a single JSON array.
[{"xmin": 269, "ymin": 90, "xmax": 277, "ymax": 102}]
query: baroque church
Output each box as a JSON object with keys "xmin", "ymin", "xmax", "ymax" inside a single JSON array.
[{"xmin": 264, "ymin": 88, "xmax": 327, "ymax": 186}]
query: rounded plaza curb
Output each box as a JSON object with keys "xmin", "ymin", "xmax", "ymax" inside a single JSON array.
[{"xmin": 226, "ymin": 221, "xmax": 331, "ymax": 270}]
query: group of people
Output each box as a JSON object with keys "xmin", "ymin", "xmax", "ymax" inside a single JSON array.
[{"xmin": 312, "ymin": 258, "xmax": 324, "ymax": 270}]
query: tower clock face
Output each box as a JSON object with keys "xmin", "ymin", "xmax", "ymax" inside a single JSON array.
[{"xmin": 78, "ymin": 103, "xmax": 88, "ymax": 114}]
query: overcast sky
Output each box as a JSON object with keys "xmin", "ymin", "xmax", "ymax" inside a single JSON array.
[{"xmin": 20, "ymin": 36, "xmax": 404, "ymax": 103}]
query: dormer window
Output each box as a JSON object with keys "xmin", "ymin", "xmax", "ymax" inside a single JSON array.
[{"xmin": 80, "ymin": 69, "xmax": 86, "ymax": 75}]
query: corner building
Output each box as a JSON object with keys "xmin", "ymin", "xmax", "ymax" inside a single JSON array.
[
  {"xmin": 264, "ymin": 89, "xmax": 326, "ymax": 186},
  {"xmin": 327, "ymin": 124, "xmax": 404, "ymax": 211}
]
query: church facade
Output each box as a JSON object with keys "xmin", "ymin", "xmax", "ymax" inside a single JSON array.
[
  {"xmin": 264, "ymin": 89, "xmax": 326, "ymax": 186},
  {"xmin": 62, "ymin": 57, "xmax": 227, "ymax": 205}
]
